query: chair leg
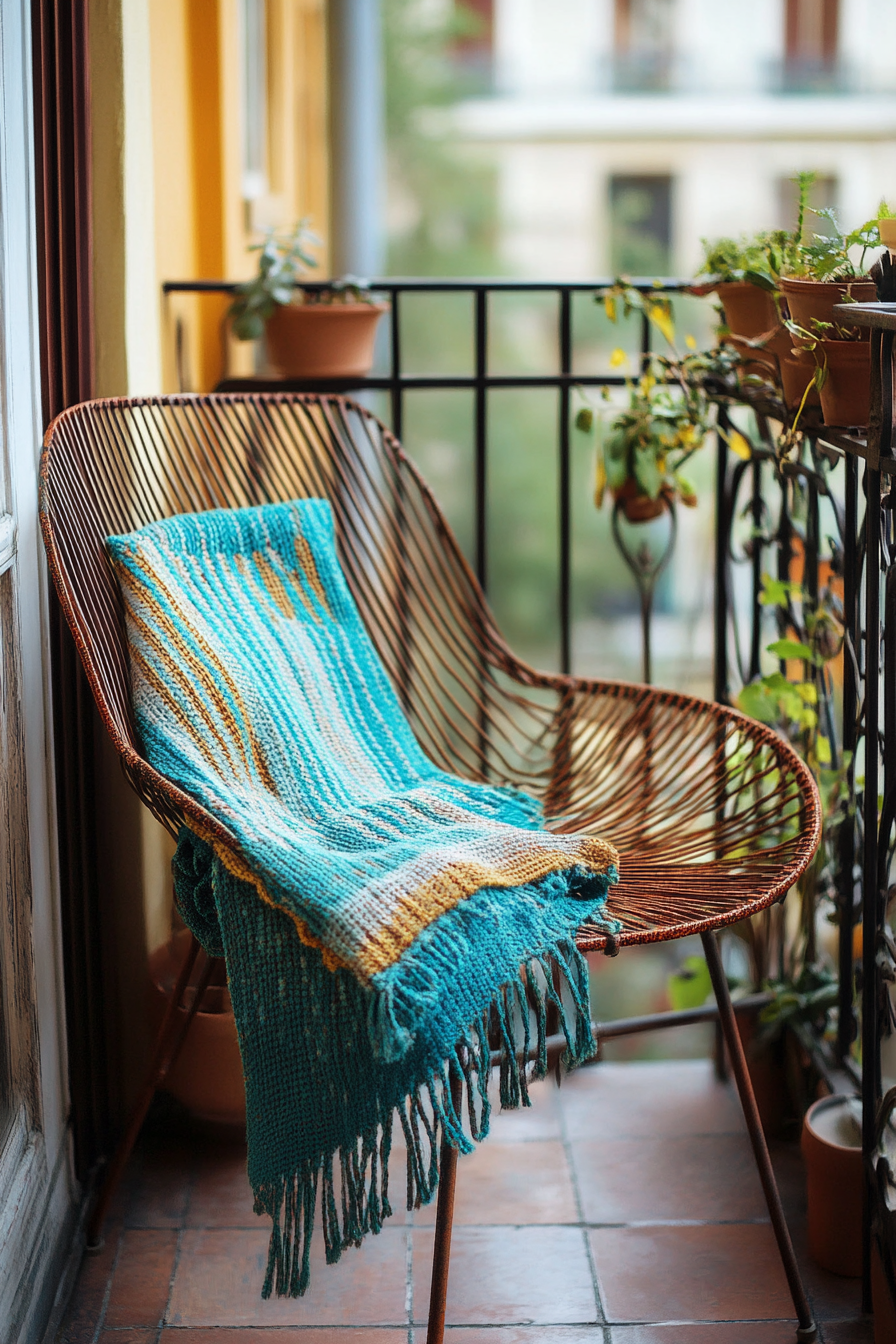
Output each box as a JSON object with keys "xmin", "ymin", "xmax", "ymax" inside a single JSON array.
[
  {"xmin": 86, "ymin": 935, "xmax": 219, "ymax": 1249},
  {"xmin": 701, "ymin": 930, "xmax": 817, "ymax": 1343},
  {"xmin": 425, "ymin": 1070, "xmax": 464, "ymax": 1344}
]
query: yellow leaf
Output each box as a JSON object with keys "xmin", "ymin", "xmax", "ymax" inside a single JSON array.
[
  {"xmin": 594, "ymin": 453, "xmax": 607, "ymax": 509},
  {"xmin": 646, "ymin": 299, "xmax": 675, "ymax": 346},
  {"xmin": 605, "ymin": 296, "xmax": 617, "ymax": 323},
  {"xmin": 610, "ymin": 347, "xmax": 628, "ymax": 369},
  {"xmin": 685, "ymin": 334, "xmax": 697, "ymax": 350},
  {"xmin": 816, "ymin": 734, "xmax": 832, "ymax": 765},
  {"xmin": 729, "ymin": 430, "xmax": 752, "ymax": 461}
]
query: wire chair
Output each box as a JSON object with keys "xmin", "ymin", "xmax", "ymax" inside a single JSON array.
[{"xmin": 40, "ymin": 394, "xmax": 821, "ymax": 1343}]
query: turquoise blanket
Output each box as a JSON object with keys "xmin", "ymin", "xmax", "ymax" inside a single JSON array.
[{"xmin": 108, "ymin": 498, "xmax": 619, "ymax": 1296}]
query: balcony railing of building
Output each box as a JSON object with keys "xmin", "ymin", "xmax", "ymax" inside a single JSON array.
[{"xmin": 163, "ymin": 273, "xmax": 895, "ymax": 1308}]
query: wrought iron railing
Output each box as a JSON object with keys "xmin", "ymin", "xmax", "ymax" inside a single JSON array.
[{"xmin": 163, "ymin": 275, "xmax": 896, "ymax": 1305}]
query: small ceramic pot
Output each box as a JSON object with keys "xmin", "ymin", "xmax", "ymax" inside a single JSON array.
[
  {"xmin": 265, "ymin": 301, "xmax": 388, "ymax": 379},
  {"xmin": 801, "ymin": 1094, "xmax": 862, "ymax": 1277},
  {"xmin": 716, "ymin": 281, "xmax": 779, "ymax": 341},
  {"xmin": 612, "ymin": 477, "xmax": 670, "ymax": 523},
  {"xmin": 779, "ymin": 276, "xmax": 877, "ymax": 332},
  {"xmin": 817, "ymin": 338, "xmax": 871, "ymax": 428},
  {"xmin": 779, "ymin": 346, "xmax": 821, "ymax": 411},
  {"xmin": 879, "ymin": 219, "xmax": 896, "ymax": 251},
  {"xmin": 148, "ymin": 933, "xmax": 246, "ymax": 1127}
]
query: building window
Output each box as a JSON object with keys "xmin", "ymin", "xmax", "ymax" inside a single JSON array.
[
  {"xmin": 454, "ymin": 0, "xmax": 493, "ymax": 88},
  {"xmin": 782, "ymin": 0, "xmax": 840, "ymax": 91},
  {"xmin": 613, "ymin": 0, "xmax": 676, "ymax": 92},
  {"xmin": 777, "ymin": 173, "xmax": 839, "ymax": 238},
  {"xmin": 609, "ymin": 175, "xmax": 673, "ymax": 276}
]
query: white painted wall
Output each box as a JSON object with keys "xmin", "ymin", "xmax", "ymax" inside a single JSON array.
[{"xmin": 456, "ymin": 0, "xmax": 896, "ymax": 280}]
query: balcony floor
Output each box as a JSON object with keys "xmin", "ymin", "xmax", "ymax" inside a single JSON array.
[{"xmin": 57, "ymin": 1059, "xmax": 870, "ymax": 1344}]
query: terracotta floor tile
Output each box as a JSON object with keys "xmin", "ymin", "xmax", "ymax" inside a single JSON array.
[
  {"xmin": 412, "ymin": 1224, "xmax": 598, "ymax": 1325},
  {"xmin": 589, "ymin": 1224, "xmax": 792, "ymax": 1323},
  {"xmin": 561, "ymin": 1062, "xmax": 744, "ymax": 1143},
  {"xmin": 186, "ymin": 1144, "xmax": 255, "ymax": 1227},
  {"xmin": 57, "ymin": 1224, "xmax": 122, "ymax": 1344},
  {"xmin": 572, "ymin": 1134, "xmax": 765, "ymax": 1224},
  {"xmin": 123, "ymin": 1135, "xmax": 196, "ymax": 1228},
  {"xmin": 160, "ymin": 1331, "xmax": 409, "ymax": 1343},
  {"xmin": 415, "ymin": 1139, "xmax": 578, "ymax": 1225},
  {"xmin": 484, "ymin": 1077, "xmax": 564, "ymax": 1141},
  {"xmin": 609, "ymin": 1326, "xmax": 797, "ymax": 1342},
  {"xmin": 104, "ymin": 1227, "xmax": 179, "ymax": 1328},
  {"xmin": 166, "ymin": 1225, "xmax": 409, "ymax": 1326},
  {"xmin": 415, "ymin": 1330, "xmax": 607, "ymax": 1342},
  {"xmin": 98, "ymin": 1331, "xmax": 157, "ymax": 1343},
  {"xmin": 820, "ymin": 1321, "xmax": 875, "ymax": 1343}
]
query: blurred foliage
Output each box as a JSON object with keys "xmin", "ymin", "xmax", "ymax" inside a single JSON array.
[{"xmin": 384, "ymin": 0, "xmax": 500, "ymax": 277}]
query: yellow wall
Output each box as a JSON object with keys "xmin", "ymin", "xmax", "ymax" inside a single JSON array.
[
  {"xmin": 86, "ymin": 0, "xmax": 330, "ymax": 985},
  {"xmin": 149, "ymin": 0, "xmax": 331, "ymax": 393}
]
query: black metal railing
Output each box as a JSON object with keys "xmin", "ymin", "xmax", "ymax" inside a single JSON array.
[
  {"xmin": 164, "ymin": 274, "xmax": 896, "ymax": 1306},
  {"xmin": 164, "ymin": 276, "xmax": 685, "ymax": 678}
]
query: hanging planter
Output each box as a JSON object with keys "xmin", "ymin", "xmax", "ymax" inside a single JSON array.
[{"xmin": 611, "ymin": 476, "xmax": 674, "ymax": 524}]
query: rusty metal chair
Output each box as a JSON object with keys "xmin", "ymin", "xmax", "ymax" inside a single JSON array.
[{"xmin": 40, "ymin": 393, "xmax": 821, "ymax": 1342}]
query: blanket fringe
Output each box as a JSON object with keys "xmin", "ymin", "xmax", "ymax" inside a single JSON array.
[{"xmin": 255, "ymin": 938, "xmax": 595, "ymax": 1297}]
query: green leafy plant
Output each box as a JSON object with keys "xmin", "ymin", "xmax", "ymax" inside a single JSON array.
[
  {"xmin": 697, "ymin": 234, "xmax": 779, "ymax": 292},
  {"xmin": 580, "ymin": 282, "xmax": 738, "ymax": 510},
  {"xmin": 731, "ymin": 567, "xmax": 852, "ymax": 1033},
  {"xmin": 227, "ymin": 222, "xmax": 377, "ymax": 342}
]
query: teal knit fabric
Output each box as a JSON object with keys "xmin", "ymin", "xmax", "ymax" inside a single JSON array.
[{"xmin": 107, "ymin": 498, "xmax": 620, "ymax": 1296}]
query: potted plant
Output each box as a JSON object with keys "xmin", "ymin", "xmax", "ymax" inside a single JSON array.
[
  {"xmin": 694, "ymin": 233, "xmax": 781, "ymax": 341},
  {"xmin": 586, "ymin": 284, "xmax": 735, "ymax": 521},
  {"xmin": 728, "ymin": 568, "xmax": 852, "ymax": 1133},
  {"xmin": 777, "ymin": 196, "xmax": 881, "ymax": 330},
  {"xmin": 227, "ymin": 220, "xmax": 388, "ymax": 379},
  {"xmin": 787, "ymin": 316, "xmax": 871, "ymax": 428}
]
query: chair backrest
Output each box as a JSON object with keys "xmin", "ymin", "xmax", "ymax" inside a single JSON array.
[{"xmin": 40, "ymin": 394, "xmax": 559, "ymax": 847}]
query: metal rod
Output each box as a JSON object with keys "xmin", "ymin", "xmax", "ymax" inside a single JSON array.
[
  {"xmin": 862, "ymin": 465, "xmax": 882, "ymax": 1313},
  {"xmin": 425, "ymin": 1068, "xmax": 464, "ymax": 1344},
  {"xmin": 838, "ymin": 451, "xmax": 858, "ymax": 1061},
  {"xmin": 488, "ymin": 993, "xmax": 775, "ymax": 1070},
  {"xmin": 163, "ymin": 277, "xmax": 693, "ymax": 296},
  {"xmin": 86, "ymin": 936, "xmax": 209, "ymax": 1248},
  {"xmin": 559, "ymin": 288, "xmax": 572, "ymax": 675},
  {"xmin": 713, "ymin": 407, "xmax": 730, "ymax": 704},
  {"xmin": 700, "ymin": 930, "xmax": 817, "ymax": 1342},
  {"xmin": 390, "ymin": 288, "xmax": 402, "ymax": 440},
  {"xmin": 474, "ymin": 288, "xmax": 488, "ymax": 592}
]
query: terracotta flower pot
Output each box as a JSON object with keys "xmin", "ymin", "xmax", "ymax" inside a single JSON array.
[
  {"xmin": 778, "ymin": 276, "xmax": 877, "ymax": 332},
  {"xmin": 727, "ymin": 327, "xmax": 791, "ymax": 377},
  {"xmin": 265, "ymin": 301, "xmax": 388, "ymax": 379},
  {"xmin": 879, "ymin": 219, "xmax": 896, "ymax": 251},
  {"xmin": 612, "ymin": 477, "xmax": 671, "ymax": 523},
  {"xmin": 148, "ymin": 933, "xmax": 246, "ymax": 1127},
  {"xmin": 801, "ymin": 1094, "xmax": 862, "ymax": 1277},
  {"xmin": 717, "ymin": 281, "xmax": 779, "ymax": 341},
  {"xmin": 779, "ymin": 345, "xmax": 821, "ymax": 411},
  {"xmin": 817, "ymin": 338, "xmax": 871, "ymax": 428}
]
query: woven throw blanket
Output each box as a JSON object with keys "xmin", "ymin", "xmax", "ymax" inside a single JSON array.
[{"xmin": 107, "ymin": 498, "xmax": 620, "ymax": 1296}]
